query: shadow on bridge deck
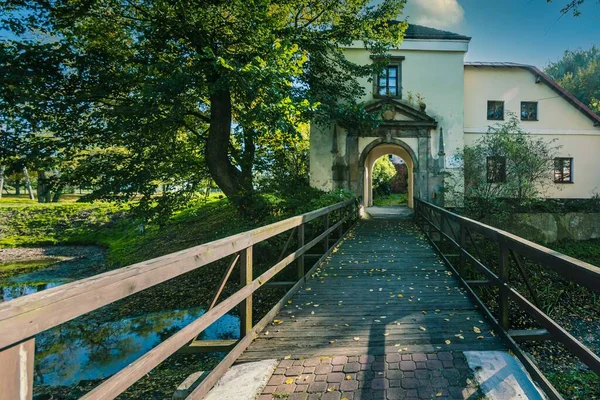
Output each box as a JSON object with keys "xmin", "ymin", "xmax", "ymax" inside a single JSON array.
[{"xmin": 239, "ymin": 216, "xmax": 506, "ymax": 399}]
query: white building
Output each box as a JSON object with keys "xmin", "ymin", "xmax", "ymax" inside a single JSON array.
[{"xmin": 309, "ymin": 24, "xmax": 600, "ymax": 208}]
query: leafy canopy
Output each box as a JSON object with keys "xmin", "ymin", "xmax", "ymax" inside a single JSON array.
[
  {"xmin": 546, "ymin": 45, "xmax": 600, "ymax": 116},
  {"xmin": 0, "ymin": 0, "xmax": 408, "ymax": 217},
  {"xmin": 449, "ymin": 114, "xmax": 561, "ymax": 219}
]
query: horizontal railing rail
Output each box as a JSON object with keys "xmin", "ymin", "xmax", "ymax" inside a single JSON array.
[
  {"xmin": 0, "ymin": 198, "xmax": 359, "ymax": 400},
  {"xmin": 414, "ymin": 197, "xmax": 600, "ymax": 400}
]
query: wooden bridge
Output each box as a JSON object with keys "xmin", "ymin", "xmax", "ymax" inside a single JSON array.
[{"xmin": 0, "ymin": 199, "xmax": 599, "ymax": 400}]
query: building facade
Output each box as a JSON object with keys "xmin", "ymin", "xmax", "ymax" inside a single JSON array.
[{"xmin": 309, "ymin": 25, "xmax": 600, "ymax": 208}]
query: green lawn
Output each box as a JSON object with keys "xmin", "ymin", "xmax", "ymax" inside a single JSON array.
[{"xmin": 373, "ymin": 192, "xmax": 408, "ymax": 206}]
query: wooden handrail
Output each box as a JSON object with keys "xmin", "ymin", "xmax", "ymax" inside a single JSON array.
[
  {"xmin": 414, "ymin": 197, "xmax": 600, "ymax": 400},
  {"xmin": 0, "ymin": 198, "xmax": 358, "ymax": 400},
  {"xmin": 414, "ymin": 198, "xmax": 600, "ymax": 290}
]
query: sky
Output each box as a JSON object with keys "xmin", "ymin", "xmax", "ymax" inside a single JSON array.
[{"xmin": 403, "ymin": 0, "xmax": 600, "ymax": 68}]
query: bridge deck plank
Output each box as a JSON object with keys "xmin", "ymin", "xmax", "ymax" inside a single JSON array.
[{"xmin": 238, "ymin": 217, "xmax": 505, "ymax": 362}]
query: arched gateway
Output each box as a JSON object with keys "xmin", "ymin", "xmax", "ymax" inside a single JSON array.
[{"xmin": 310, "ymin": 97, "xmax": 447, "ymax": 210}]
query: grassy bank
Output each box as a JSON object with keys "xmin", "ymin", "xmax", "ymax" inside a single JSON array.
[
  {"xmin": 1, "ymin": 189, "xmax": 354, "ymax": 399},
  {"xmin": 373, "ymin": 192, "xmax": 407, "ymax": 207}
]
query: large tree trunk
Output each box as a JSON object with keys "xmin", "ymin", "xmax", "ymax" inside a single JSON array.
[
  {"xmin": 205, "ymin": 84, "xmax": 250, "ymax": 207},
  {"xmin": 0, "ymin": 165, "xmax": 4, "ymax": 199},
  {"xmin": 23, "ymin": 167, "xmax": 35, "ymax": 200}
]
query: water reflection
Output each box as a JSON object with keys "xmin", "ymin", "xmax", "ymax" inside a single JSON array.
[
  {"xmin": 34, "ymin": 308, "xmax": 240, "ymax": 387},
  {"xmin": 1, "ymin": 282, "xmax": 62, "ymax": 301}
]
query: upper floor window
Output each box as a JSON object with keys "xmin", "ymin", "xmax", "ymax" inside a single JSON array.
[
  {"xmin": 377, "ymin": 65, "xmax": 400, "ymax": 97},
  {"xmin": 487, "ymin": 101, "xmax": 504, "ymax": 120},
  {"xmin": 371, "ymin": 55, "xmax": 404, "ymax": 98},
  {"xmin": 554, "ymin": 158, "xmax": 573, "ymax": 183},
  {"xmin": 521, "ymin": 102, "xmax": 538, "ymax": 121},
  {"xmin": 487, "ymin": 156, "xmax": 506, "ymax": 183}
]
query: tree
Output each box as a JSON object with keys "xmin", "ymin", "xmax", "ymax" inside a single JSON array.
[
  {"xmin": 372, "ymin": 156, "xmax": 396, "ymax": 197},
  {"xmin": 546, "ymin": 0, "xmax": 600, "ymax": 16},
  {"xmin": 546, "ymin": 46, "xmax": 600, "ymax": 116},
  {"xmin": 0, "ymin": 0, "xmax": 407, "ymax": 216},
  {"xmin": 450, "ymin": 114, "xmax": 561, "ymax": 220}
]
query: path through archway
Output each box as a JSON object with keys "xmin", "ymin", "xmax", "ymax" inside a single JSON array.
[{"xmin": 363, "ymin": 143, "xmax": 415, "ymax": 209}]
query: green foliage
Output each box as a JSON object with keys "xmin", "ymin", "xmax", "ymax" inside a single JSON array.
[
  {"xmin": 449, "ymin": 114, "xmax": 561, "ymax": 220},
  {"xmin": 546, "ymin": 45, "xmax": 600, "ymax": 116},
  {"xmin": 0, "ymin": 0, "xmax": 407, "ymax": 215},
  {"xmin": 547, "ymin": 372, "xmax": 600, "ymax": 399},
  {"xmin": 373, "ymin": 193, "xmax": 407, "ymax": 207},
  {"xmin": 550, "ymin": 239, "xmax": 600, "ymax": 267},
  {"xmin": 372, "ymin": 156, "xmax": 396, "ymax": 197},
  {"xmin": 0, "ymin": 189, "xmax": 352, "ymax": 267}
]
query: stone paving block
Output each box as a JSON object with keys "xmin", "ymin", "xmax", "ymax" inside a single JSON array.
[
  {"xmin": 415, "ymin": 361, "xmax": 427, "ymax": 369},
  {"xmin": 412, "ymin": 353, "xmax": 427, "ymax": 362},
  {"xmin": 322, "ymin": 391, "xmax": 342, "ymax": 400},
  {"xmin": 340, "ymin": 379, "xmax": 359, "ymax": 391},
  {"xmin": 371, "ymin": 378, "xmax": 389, "ymax": 390},
  {"xmin": 290, "ymin": 394, "xmax": 309, "ymax": 400},
  {"xmin": 279, "ymin": 360, "xmax": 294, "ymax": 368},
  {"xmin": 327, "ymin": 372, "xmax": 346, "ymax": 383},
  {"xmin": 332, "ymin": 364, "xmax": 344, "ymax": 372},
  {"xmin": 386, "ymin": 370, "xmax": 402, "ymax": 380},
  {"xmin": 360, "ymin": 355, "xmax": 375, "ymax": 363},
  {"xmin": 372, "ymin": 361, "xmax": 386, "ymax": 371},
  {"xmin": 268, "ymin": 375, "xmax": 285, "ymax": 386},
  {"xmin": 286, "ymin": 366, "xmax": 304, "ymax": 376},
  {"xmin": 399, "ymin": 361, "xmax": 416, "ymax": 371},
  {"xmin": 304, "ymin": 358, "xmax": 320, "ymax": 367},
  {"xmin": 386, "ymin": 354, "xmax": 401, "ymax": 363},
  {"xmin": 295, "ymin": 383, "xmax": 309, "ymax": 392},
  {"xmin": 401, "ymin": 378, "xmax": 419, "ymax": 389},
  {"xmin": 308, "ymin": 381, "xmax": 327, "ymax": 393},
  {"xmin": 315, "ymin": 374, "xmax": 328, "ymax": 382},
  {"xmin": 273, "ymin": 367, "xmax": 286, "ymax": 375},
  {"xmin": 344, "ymin": 362, "xmax": 361, "ymax": 373},
  {"xmin": 332, "ymin": 356, "xmax": 348, "ymax": 365},
  {"xmin": 315, "ymin": 364, "xmax": 333, "ymax": 375},
  {"xmin": 275, "ymin": 383, "xmax": 296, "ymax": 394},
  {"xmin": 263, "ymin": 385, "xmax": 276, "ymax": 394},
  {"xmin": 303, "ymin": 366, "xmax": 316, "ymax": 374},
  {"xmin": 296, "ymin": 375, "xmax": 314, "ymax": 385},
  {"xmin": 426, "ymin": 360, "xmax": 443, "ymax": 370},
  {"xmin": 386, "ymin": 387, "xmax": 407, "ymax": 400}
]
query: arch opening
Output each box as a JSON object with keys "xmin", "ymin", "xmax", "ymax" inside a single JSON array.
[{"xmin": 362, "ymin": 143, "xmax": 415, "ymax": 209}]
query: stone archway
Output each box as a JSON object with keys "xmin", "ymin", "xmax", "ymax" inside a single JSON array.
[{"xmin": 359, "ymin": 138, "xmax": 418, "ymax": 209}]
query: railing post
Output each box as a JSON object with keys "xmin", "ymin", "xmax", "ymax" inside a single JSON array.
[
  {"xmin": 324, "ymin": 213, "xmax": 330, "ymax": 252},
  {"xmin": 338, "ymin": 209, "xmax": 343, "ymax": 238},
  {"xmin": 239, "ymin": 246, "xmax": 253, "ymax": 337},
  {"xmin": 297, "ymin": 223, "xmax": 305, "ymax": 280},
  {"xmin": 498, "ymin": 243, "xmax": 510, "ymax": 330},
  {"xmin": 0, "ymin": 338, "xmax": 35, "ymax": 400}
]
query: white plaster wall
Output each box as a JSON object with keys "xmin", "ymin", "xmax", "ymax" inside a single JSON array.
[
  {"xmin": 464, "ymin": 67, "xmax": 600, "ymax": 198},
  {"xmin": 344, "ymin": 47, "xmax": 466, "ymax": 162},
  {"xmin": 464, "ymin": 67, "xmax": 598, "ymax": 132}
]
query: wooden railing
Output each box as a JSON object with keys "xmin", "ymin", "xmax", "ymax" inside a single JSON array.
[
  {"xmin": 0, "ymin": 198, "xmax": 359, "ymax": 400},
  {"xmin": 414, "ymin": 198, "xmax": 600, "ymax": 400}
]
